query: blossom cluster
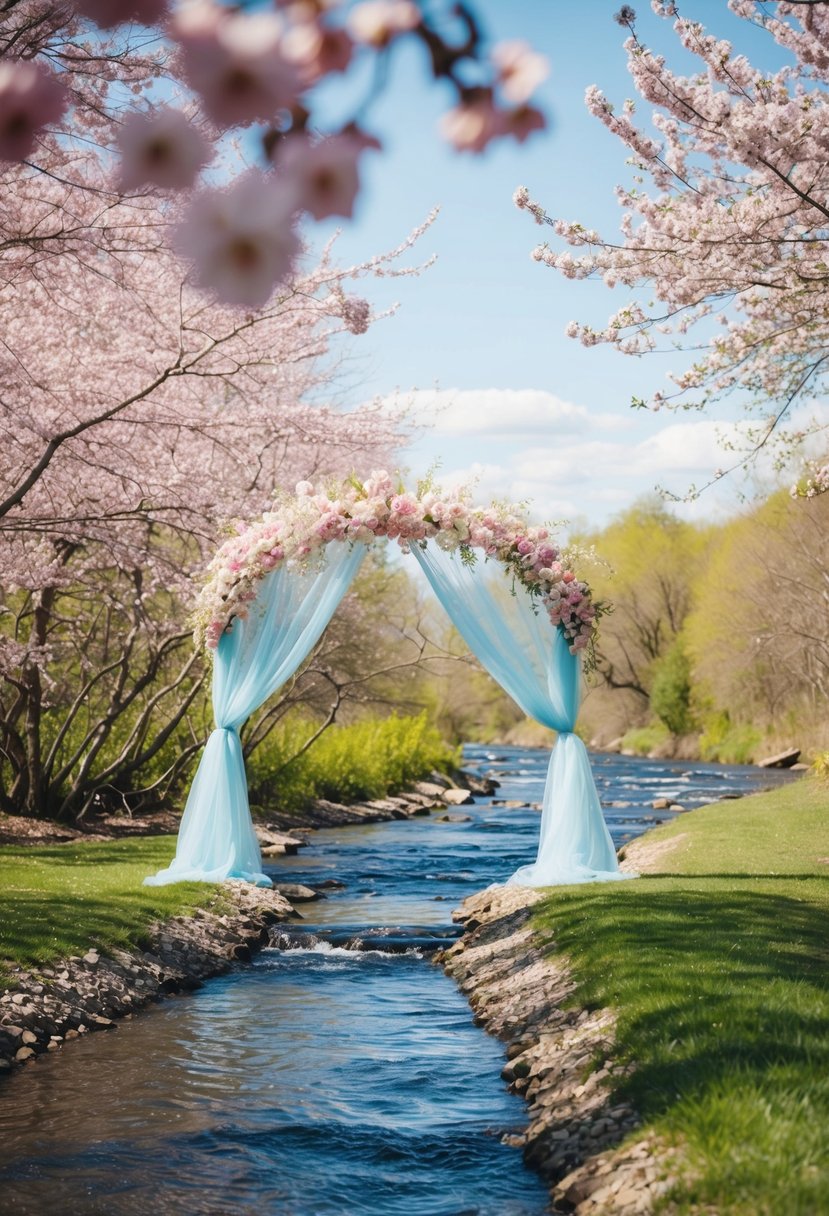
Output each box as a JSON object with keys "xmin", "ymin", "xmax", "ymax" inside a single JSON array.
[
  {"xmin": 791, "ymin": 460, "xmax": 829, "ymax": 500},
  {"xmin": 193, "ymin": 472, "xmax": 602, "ymax": 660},
  {"xmin": 0, "ymin": 2, "xmax": 549, "ymax": 309},
  {"xmin": 512, "ymin": 1, "xmax": 829, "ymax": 495}
]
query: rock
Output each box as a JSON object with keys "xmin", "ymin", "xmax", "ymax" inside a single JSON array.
[
  {"xmin": 14, "ymin": 1046, "xmax": 36, "ymax": 1062},
  {"xmin": 651, "ymin": 797, "xmax": 674, "ymax": 810},
  {"xmin": 428, "ymin": 770, "xmax": 453, "ymax": 788},
  {"xmin": 790, "ymin": 762, "xmax": 810, "ymax": 771},
  {"xmin": 413, "ymin": 780, "xmax": 448, "ymax": 798},
  {"xmin": 272, "ymin": 883, "xmax": 323, "ymax": 902},
  {"xmin": 83, "ymin": 950, "xmax": 99, "ymax": 965},
  {"xmin": 757, "ymin": 747, "xmax": 801, "ymax": 768},
  {"xmin": 313, "ymin": 878, "xmax": 346, "ymax": 890},
  {"xmin": 257, "ymin": 829, "xmax": 306, "ymax": 855},
  {"xmin": 436, "ymin": 813, "xmax": 473, "ymax": 823},
  {"xmin": 20, "ymin": 1030, "xmax": 37, "ymax": 1045},
  {"xmin": 441, "ymin": 787, "xmax": 474, "ymax": 806},
  {"xmin": 462, "ymin": 771, "xmax": 500, "ymax": 794}
]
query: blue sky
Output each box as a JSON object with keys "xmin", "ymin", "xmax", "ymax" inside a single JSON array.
[{"xmin": 309, "ymin": 1, "xmax": 811, "ymax": 530}]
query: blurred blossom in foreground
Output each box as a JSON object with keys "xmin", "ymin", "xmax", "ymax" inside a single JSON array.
[
  {"xmin": 117, "ymin": 107, "xmax": 212, "ymax": 191},
  {"xmin": 174, "ymin": 172, "xmax": 300, "ymax": 308},
  {"xmin": 0, "ymin": 61, "xmax": 67, "ymax": 162}
]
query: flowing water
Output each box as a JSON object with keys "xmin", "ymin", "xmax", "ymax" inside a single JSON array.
[{"xmin": 0, "ymin": 748, "xmax": 794, "ymax": 1216}]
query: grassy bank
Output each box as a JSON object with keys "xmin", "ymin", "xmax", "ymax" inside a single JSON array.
[
  {"xmin": 0, "ymin": 837, "xmax": 214, "ymax": 983},
  {"xmin": 0, "ymin": 713, "xmax": 456, "ymax": 984},
  {"xmin": 534, "ymin": 778, "xmax": 829, "ymax": 1214}
]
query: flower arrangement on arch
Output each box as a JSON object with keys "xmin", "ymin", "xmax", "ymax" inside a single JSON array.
[{"xmin": 193, "ymin": 471, "xmax": 607, "ymax": 664}]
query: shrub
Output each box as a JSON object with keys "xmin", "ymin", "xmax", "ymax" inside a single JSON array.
[
  {"xmin": 650, "ymin": 639, "xmax": 695, "ymax": 736},
  {"xmin": 248, "ymin": 713, "xmax": 459, "ymax": 813}
]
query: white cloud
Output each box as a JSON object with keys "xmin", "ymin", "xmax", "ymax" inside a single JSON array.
[
  {"xmin": 386, "ymin": 387, "xmax": 633, "ymax": 437},
  {"xmin": 388, "ymin": 384, "xmax": 829, "ymax": 528}
]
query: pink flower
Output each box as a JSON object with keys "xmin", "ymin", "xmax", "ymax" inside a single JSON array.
[
  {"xmin": 73, "ymin": 0, "xmax": 169, "ymax": 26},
  {"xmin": 348, "ymin": 1, "xmax": 419, "ymax": 47},
  {"xmin": 492, "ymin": 41, "xmax": 549, "ymax": 104},
  {"xmin": 278, "ymin": 133, "xmax": 363, "ymax": 221},
  {"xmin": 516, "ymin": 538, "xmax": 534, "ymax": 555},
  {"xmin": 174, "ymin": 171, "xmax": 299, "ymax": 309},
  {"xmin": 440, "ymin": 95, "xmax": 504, "ymax": 154},
  {"xmin": 282, "ymin": 19, "xmax": 353, "ymax": 85},
  {"xmin": 295, "ymin": 480, "xmax": 314, "ymax": 496},
  {"xmin": 116, "ymin": 107, "xmax": 212, "ymax": 192},
  {"xmin": 0, "ymin": 61, "xmax": 67, "ymax": 162},
  {"xmin": 172, "ymin": 2, "xmax": 300, "ymax": 127},
  {"xmin": 502, "ymin": 104, "xmax": 546, "ymax": 145},
  {"xmin": 562, "ymin": 571, "xmax": 575, "ymax": 584},
  {"xmin": 390, "ymin": 493, "xmax": 418, "ymax": 516}
]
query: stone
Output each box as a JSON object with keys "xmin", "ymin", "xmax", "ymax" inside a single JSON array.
[
  {"xmin": 757, "ymin": 747, "xmax": 801, "ymax": 768},
  {"xmin": 273, "ymin": 883, "xmax": 323, "ymax": 902},
  {"xmin": 14, "ymin": 1046, "xmax": 36, "ymax": 1062},
  {"xmin": 651, "ymin": 797, "xmax": 674, "ymax": 810},
  {"xmin": 441, "ymin": 787, "xmax": 474, "ymax": 806},
  {"xmin": 413, "ymin": 780, "xmax": 448, "ymax": 798},
  {"xmin": 83, "ymin": 950, "xmax": 99, "ymax": 965},
  {"xmin": 21, "ymin": 1030, "xmax": 37, "ymax": 1045},
  {"xmin": 436, "ymin": 813, "xmax": 473, "ymax": 823},
  {"xmin": 255, "ymin": 828, "xmax": 305, "ymax": 854}
]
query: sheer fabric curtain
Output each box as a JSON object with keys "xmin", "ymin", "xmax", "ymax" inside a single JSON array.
[
  {"xmin": 145, "ymin": 543, "xmax": 366, "ymax": 887},
  {"xmin": 412, "ymin": 544, "xmax": 626, "ymax": 886}
]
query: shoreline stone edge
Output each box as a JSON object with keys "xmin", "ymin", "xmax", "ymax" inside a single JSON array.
[
  {"xmin": 0, "ymin": 881, "xmax": 295, "ymax": 1076},
  {"xmin": 439, "ymin": 884, "xmax": 683, "ymax": 1216}
]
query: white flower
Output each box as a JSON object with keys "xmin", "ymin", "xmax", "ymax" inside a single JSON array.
[
  {"xmin": 175, "ymin": 171, "xmax": 299, "ymax": 308},
  {"xmin": 117, "ymin": 107, "xmax": 212, "ymax": 191}
]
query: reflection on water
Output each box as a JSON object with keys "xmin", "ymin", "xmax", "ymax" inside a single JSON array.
[{"xmin": 0, "ymin": 747, "xmax": 793, "ymax": 1215}]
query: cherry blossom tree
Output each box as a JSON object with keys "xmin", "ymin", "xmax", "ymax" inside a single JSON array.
[
  {"xmin": 0, "ymin": 136, "xmax": 434, "ymax": 817},
  {"xmin": 515, "ymin": 1, "xmax": 829, "ymax": 496},
  {"xmin": 0, "ymin": 1, "xmax": 549, "ymax": 819},
  {"xmin": 0, "ymin": 36, "xmax": 440, "ymax": 819},
  {"xmin": 0, "ymin": 1, "xmax": 549, "ymax": 309}
]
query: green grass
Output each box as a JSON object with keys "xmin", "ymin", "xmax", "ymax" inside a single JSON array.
[
  {"xmin": 534, "ymin": 777, "xmax": 829, "ymax": 1216},
  {"xmin": 0, "ymin": 836, "xmax": 216, "ymax": 984}
]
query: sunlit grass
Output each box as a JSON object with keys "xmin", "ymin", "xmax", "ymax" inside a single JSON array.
[
  {"xmin": 0, "ymin": 836, "xmax": 216, "ymax": 983},
  {"xmin": 534, "ymin": 777, "xmax": 829, "ymax": 1214}
]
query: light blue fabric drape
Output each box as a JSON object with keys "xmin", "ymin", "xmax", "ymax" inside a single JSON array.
[
  {"xmin": 411, "ymin": 544, "xmax": 628, "ymax": 886},
  {"xmin": 144, "ymin": 543, "xmax": 366, "ymax": 887}
]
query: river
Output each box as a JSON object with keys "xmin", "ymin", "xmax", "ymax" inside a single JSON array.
[{"xmin": 0, "ymin": 747, "xmax": 794, "ymax": 1215}]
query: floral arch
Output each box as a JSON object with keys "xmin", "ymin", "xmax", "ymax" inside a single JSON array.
[{"xmin": 145, "ymin": 471, "xmax": 628, "ymax": 890}]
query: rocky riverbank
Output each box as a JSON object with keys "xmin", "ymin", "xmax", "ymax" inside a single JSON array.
[
  {"xmin": 440, "ymin": 885, "xmax": 684, "ymax": 1215},
  {"xmin": 0, "ymin": 881, "xmax": 296, "ymax": 1077},
  {"xmin": 0, "ymin": 768, "xmax": 493, "ymax": 1078}
]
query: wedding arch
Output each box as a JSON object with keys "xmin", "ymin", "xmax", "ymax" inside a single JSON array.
[{"xmin": 145, "ymin": 471, "xmax": 629, "ymax": 889}]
